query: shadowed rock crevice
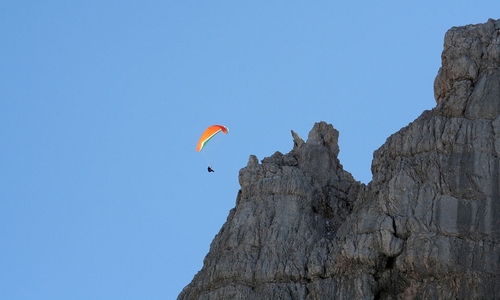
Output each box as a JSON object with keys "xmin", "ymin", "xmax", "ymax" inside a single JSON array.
[{"xmin": 179, "ymin": 18, "xmax": 500, "ymax": 300}]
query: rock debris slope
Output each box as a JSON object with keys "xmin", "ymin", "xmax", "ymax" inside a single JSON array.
[{"xmin": 178, "ymin": 19, "xmax": 500, "ymax": 300}]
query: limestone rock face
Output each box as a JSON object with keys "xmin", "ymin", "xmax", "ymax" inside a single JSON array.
[
  {"xmin": 434, "ymin": 18, "xmax": 500, "ymax": 117},
  {"xmin": 179, "ymin": 122, "xmax": 363, "ymax": 299},
  {"xmin": 179, "ymin": 19, "xmax": 500, "ymax": 300}
]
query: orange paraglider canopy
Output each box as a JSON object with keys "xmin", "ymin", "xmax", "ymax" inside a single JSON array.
[{"xmin": 196, "ymin": 125, "xmax": 229, "ymax": 152}]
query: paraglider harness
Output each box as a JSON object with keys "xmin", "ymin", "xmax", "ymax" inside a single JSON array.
[{"xmin": 207, "ymin": 166, "xmax": 214, "ymax": 172}]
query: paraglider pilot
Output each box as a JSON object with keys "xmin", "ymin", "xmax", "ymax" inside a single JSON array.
[{"xmin": 196, "ymin": 125, "xmax": 228, "ymax": 174}]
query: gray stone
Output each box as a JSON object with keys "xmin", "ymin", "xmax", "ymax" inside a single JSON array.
[{"xmin": 179, "ymin": 18, "xmax": 500, "ymax": 300}]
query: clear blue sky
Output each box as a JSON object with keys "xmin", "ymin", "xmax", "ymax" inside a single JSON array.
[{"xmin": 1, "ymin": 2, "xmax": 498, "ymax": 299}]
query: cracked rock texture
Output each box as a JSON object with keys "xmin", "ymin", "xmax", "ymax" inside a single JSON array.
[{"xmin": 178, "ymin": 19, "xmax": 500, "ymax": 300}]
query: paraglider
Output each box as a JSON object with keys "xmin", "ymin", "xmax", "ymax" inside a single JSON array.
[
  {"xmin": 196, "ymin": 124, "xmax": 229, "ymax": 172},
  {"xmin": 196, "ymin": 124, "xmax": 229, "ymax": 152}
]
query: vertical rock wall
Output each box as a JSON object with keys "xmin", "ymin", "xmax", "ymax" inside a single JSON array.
[{"xmin": 179, "ymin": 19, "xmax": 500, "ymax": 300}]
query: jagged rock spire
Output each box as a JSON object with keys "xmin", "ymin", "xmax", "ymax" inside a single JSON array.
[{"xmin": 179, "ymin": 122, "xmax": 362, "ymax": 299}]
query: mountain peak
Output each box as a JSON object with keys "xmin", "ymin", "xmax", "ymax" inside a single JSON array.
[{"xmin": 179, "ymin": 19, "xmax": 500, "ymax": 300}]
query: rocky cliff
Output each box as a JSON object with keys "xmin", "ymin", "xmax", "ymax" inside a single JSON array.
[{"xmin": 178, "ymin": 19, "xmax": 500, "ymax": 300}]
